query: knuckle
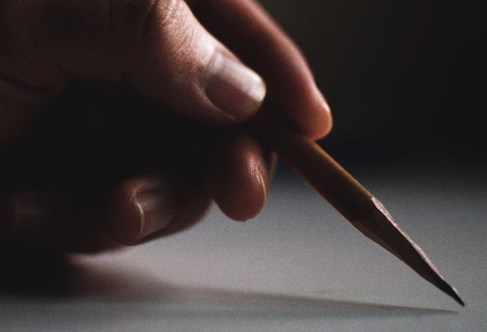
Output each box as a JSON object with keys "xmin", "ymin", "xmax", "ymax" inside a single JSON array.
[
  {"xmin": 156, "ymin": 0, "xmax": 183, "ymax": 26},
  {"xmin": 136, "ymin": 0, "xmax": 204, "ymax": 69},
  {"xmin": 145, "ymin": 0, "xmax": 196, "ymax": 49}
]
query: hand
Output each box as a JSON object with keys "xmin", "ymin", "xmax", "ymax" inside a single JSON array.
[{"xmin": 0, "ymin": 0, "xmax": 332, "ymax": 252}]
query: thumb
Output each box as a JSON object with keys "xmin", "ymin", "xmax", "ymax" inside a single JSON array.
[{"xmin": 125, "ymin": 0, "xmax": 266, "ymax": 124}]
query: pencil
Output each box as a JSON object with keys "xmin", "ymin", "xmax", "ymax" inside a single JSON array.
[{"xmin": 252, "ymin": 115, "xmax": 465, "ymax": 306}]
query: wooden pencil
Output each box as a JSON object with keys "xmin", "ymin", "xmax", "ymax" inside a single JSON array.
[{"xmin": 252, "ymin": 116, "xmax": 465, "ymax": 306}]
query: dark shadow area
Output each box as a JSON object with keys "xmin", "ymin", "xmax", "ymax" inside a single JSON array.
[
  {"xmin": 0, "ymin": 250, "xmax": 174, "ymax": 301},
  {"xmin": 0, "ymin": 251, "xmax": 72, "ymax": 297},
  {"xmin": 136, "ymin": 288, "xmax": 457, "ymax": 320}
]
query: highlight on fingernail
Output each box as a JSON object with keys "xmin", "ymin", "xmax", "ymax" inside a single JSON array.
[
  {"xmin": 131, "ymin": 187, "xmax": 178, "ymax": 242},
  {"xmin": 108, "ymin": 178, "xmax": 180, "ymax": 245},
  {"xmin": 204, "ymin": 52, "xmax": 266, "ymax": 120}
]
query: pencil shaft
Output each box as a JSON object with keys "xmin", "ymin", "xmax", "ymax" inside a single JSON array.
[{"xmin": 253, "ymin": 119, "xmax": 464, "ymax": 306}]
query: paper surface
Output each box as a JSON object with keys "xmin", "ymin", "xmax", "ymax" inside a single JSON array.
[{"xmin": 1, "ymin": 162, "xmax": 485, "ymax": 331}]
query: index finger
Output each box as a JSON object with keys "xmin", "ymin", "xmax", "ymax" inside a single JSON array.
[{"xmin": 189, "ymin": 0, "xmax": 332, "ymax": 140}]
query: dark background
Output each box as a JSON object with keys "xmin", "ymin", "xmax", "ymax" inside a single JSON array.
[{"xmin": 259, "ymin": 0, "xmax": 484, "ymax": 166}]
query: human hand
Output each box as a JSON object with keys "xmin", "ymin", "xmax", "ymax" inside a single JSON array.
[{"xmin": 0, "ymin": 0, "xmax": 332, "ymax": 252}]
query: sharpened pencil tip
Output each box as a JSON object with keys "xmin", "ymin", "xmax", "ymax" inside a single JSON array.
[
  {"xmin": 437, "ymin": 279, "xmax": 465, "ymax": 306},
  {"xmin": 364, "ymin": 197, "xmax": 465, "ymax": 307}
]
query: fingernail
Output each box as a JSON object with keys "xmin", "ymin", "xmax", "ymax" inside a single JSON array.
[
  {"xmin": 204, "ymin": 52, "xmax": 266, "ymax": 120},
  {"xmin": 313, "ymin": 83, "xmax": 332, "ymax": 116},
  {"xmin": 312, "ymin": 84, "xmax": 333, "ymax": 137},
  {"xmin": 10, "ymin": 192, "xmax": 61, "ymax": 238},
  {"xmin": 237, "ymin": 156, "xmax": 269, "ymax": 222},
  {"xmin": 255, "ymin": 157, "xmax": 269, "ymax": 203},
  {"xmin": 131, "ymin": 185, "xmax": 178, "ymax": 243}
]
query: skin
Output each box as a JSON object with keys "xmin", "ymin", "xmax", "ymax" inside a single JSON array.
[{"xmin": 0, "ymin": 0, "xmax": 332, "ymax": 253}]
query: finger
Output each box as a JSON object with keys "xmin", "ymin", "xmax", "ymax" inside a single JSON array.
[
  {"xmin": 0, "ymin": 190, "xmax": 120, "ymax": 253},
  {"xmin": 0, "ymin": 191, "xmax": 65, "ymax": 247},
  {"xmin": 106, "ymin": 173, "xmax": 211, "ymax": 245},
  {"xmin": 25, "ymin": 0, "xmax": 266, "ymax": 125},
  {"xmin": 0, "ymin": 3, "xmax": 65, "ymax": 144},
  {"xmin": 207, "ymin": 131, "xmax": 275, "ymax": 221},
  {"xmin": 124, "ymin": 0, "xmax": 267, "ymax": 125},
  {"xmin": 190, "ymin": 0, "xmax": 333, "ymax": 140}
]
